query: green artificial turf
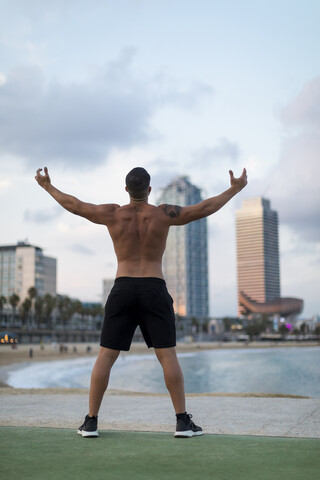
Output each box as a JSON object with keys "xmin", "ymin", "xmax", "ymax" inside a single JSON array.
[{"xmin": 1, "ymin": 427, "xmax": 319, "ymax": 480}]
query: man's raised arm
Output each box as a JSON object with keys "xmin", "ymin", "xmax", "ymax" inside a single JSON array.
[
  {"xmin": 160, "ymin": 168, "xmax": 248, "ymax": 226},
  {"xmin": 35, "ymin": 167, "xmax": 118, "ymax": 225}
]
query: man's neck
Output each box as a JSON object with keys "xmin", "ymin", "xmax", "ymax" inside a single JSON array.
[{"xmin": 129, "ymin": 197, "xmax": 149, "ymax": 207}]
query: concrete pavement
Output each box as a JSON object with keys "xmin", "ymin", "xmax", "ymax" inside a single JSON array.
[{"xmin": 1, "ymin": 389, "xmax": 319, "ymax": 438}]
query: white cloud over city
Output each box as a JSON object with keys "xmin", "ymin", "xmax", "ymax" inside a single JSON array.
[{"xmin": 0, "ymin": 0, "xmax": 319, "ymax": 316}]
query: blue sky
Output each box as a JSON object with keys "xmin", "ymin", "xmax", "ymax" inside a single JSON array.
[{"xmin": 0, "ymin": 0, "xmax": 319, "ymax": 317}]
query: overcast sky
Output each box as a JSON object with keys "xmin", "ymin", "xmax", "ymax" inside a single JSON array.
[{"xmin": 0, "ymin": 0, "xmax": 319, "ymax": 317}]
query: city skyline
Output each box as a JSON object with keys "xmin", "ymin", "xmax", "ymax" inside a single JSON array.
[
  {"xmin": 0, "ymin": 182, "xmax": 316, "ymax": 319},
  {"xmin": 0, "ymin": 184, "xmax": 309, "ymax": 319},
  {"xmin": 0, "ymin": 1, "xmax": 319, "ymax": 317}
]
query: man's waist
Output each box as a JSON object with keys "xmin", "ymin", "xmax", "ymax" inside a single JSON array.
[{"xmin": 114, "ymin": 276, "xmax": 166, "ymax": 285}]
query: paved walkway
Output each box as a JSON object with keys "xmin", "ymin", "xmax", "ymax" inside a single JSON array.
[{"xmin": 1, "ymin": 390, "xmax": 319, "ymax": 438}]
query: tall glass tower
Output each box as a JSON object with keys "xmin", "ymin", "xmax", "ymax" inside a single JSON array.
[
  {"xmin": 158, "ymin": 177, "xmax": 209, "ymax": 319},
  {"xmin": 236, "ymin": 197, "xmax": 280, "ymax": 315}
]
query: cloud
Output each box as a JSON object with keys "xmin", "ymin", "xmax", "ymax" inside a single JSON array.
[
  {"xmin": 0, "ymin": 55, "xmax": 152, "ymax": 167},
  {"xmin": 146, "ymin": 158, "xmax": 181, "ymax": 194},
  {"xmin": 281, "ymin": 77, "xmax": 320, "ymax": 129},
  {"xmin": 270, "ymin": 133, "xmax": 320, "ymax": 242},
  {"xmin": 196, "ymin": 138, "xmax": 241, "ymax": 163},
  {"xmin": 186, "ymin": 138, "xmax": 241, "ymax": 191},
  {"xmin": 252, "ymin": 77, "xmax": 320, "ymax": 244},
  {"xmin": 153, "ymin": 75, "xmax": 214, "ymax": 109},
  {"xmin": 0, "ymin": 49, "xmax": 212, "ymax": 170},
  {"xmin": 69, "ymin": 244, "xmax": 94, "ymax": 256},
  {"xmin": 275, "ymin": 78, "xmax": 320, "ymax": 243},
  {"xmin": 24, "ymin": 205, "xmax": 63, "ymax": 222},
  {"xmin": 0, "ymin": 179, "xmax": 11, "ymax": 192}
]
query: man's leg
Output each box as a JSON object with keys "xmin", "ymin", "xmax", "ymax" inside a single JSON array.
[
  {"xmin": 89, "ymin": 346, "xmax": 120, "ymax": 416},
  {"xmin": 155, "ymin": 346, "xmax": 203, "ymax": 438},
  {"xmin": 155, "ymin": 347, "xmax": 186, "ymax": 414}
]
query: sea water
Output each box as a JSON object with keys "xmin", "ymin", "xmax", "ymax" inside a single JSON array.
[{"xmin": 5, "ymin": 346, "xmax": 320, "ymax": 398}]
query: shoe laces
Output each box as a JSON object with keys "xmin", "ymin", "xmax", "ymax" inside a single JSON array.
[{"xmin": 183, "ymin": 413, "xmax": 193, "ymax": 422}]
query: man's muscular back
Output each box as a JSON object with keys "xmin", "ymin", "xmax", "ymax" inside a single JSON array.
[{"xmin": 105, "ymin": 203, "xmax": 172, "ymax": 279}]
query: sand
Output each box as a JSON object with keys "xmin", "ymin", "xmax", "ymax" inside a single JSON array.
[{"xmin": 1, "ymin": 339, "xmax": 318, "ymax": 367}]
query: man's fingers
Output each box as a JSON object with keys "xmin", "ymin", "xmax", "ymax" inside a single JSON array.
[
  {"xmin": 229, "ymin": 170, "xmax": 234, "ymax": 180},
  {"xmin": 35, "ymin": 167, "xmax": 49, "ymax": 178},
  {"xmin": 242, "ymin": 168, "xmax": 248, "ymax": 183}
]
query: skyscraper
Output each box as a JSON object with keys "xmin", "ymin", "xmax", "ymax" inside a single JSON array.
[
  {"xmin": 236, "ymin": 197, "xmax": 280, "ymax": 315},
  {"xmin": 158, "ymin": 177, "xmax": 209, "ymax": 319},
  {"xmin": 0, "ymin": 242, "xmax": 57, "ymax": 301}
]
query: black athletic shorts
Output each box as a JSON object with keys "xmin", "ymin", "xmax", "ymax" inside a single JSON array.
[{"xmin": 100, "ymin": 277, "xmax": 176, "ymax": 351}]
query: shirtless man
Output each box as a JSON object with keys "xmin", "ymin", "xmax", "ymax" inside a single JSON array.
[{"xmin": 35, "ymin": 166, "xmax": 247, "ymax": 438}]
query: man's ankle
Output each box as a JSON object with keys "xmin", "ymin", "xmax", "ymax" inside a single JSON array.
[{"xmin": 176, "ymin": 412, "xmax": 188, "ymax": 419}]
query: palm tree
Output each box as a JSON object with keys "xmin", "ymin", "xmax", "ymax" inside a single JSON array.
[
  {"xmin": 20, "ymin": 298, "xmax": 32, "ymax": 327},
  {"xmin": 71, "ymin": 299, "xmax": 84, "ymax": 328},
  {"xmin": 28, "ymin": 287, "xmax": 37, "ymax": 326},
  {"xmin": 57, "ymin": 295, "xmax": 74, "ymax": 328},
  {"xmin": 9, "ymin": 293, "xmax": 20, "ymax": 324},
  {"xmin": 34, "ymin": 296, "xmax": 44, "ymax": 328},
  {"xmin": 28, "ymin": 287, "xmax": 37, "ymax": 302},
  {"xmin": 87, "ymin": 304, "xmax": 104, "ymax": 329},
  {"xmin": 0, "ymin": 295, "xmax": 6, "ymax": 311},
  {"xmin": 43, "ymin": 294, "xmax": 57, "ymax": 327},
  {"xmin": 72, "ymin": 300, "xmax": 83, "ymax": 315},
  {"xmin": 0, "ymin": 295, "xmax": 7, "ymax": 325}
]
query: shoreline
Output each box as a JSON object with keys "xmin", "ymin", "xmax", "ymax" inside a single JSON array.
[
  {"xmin": 1, "ymin": 340, "xmax": 319, "ymax": 367},
  {"xmin": 0, "ymin": 340, "xmax": 319, "ymax": 390},
  {"xmin": 0, "ymin": 387, "xmax": 311, "ymax": 399}
]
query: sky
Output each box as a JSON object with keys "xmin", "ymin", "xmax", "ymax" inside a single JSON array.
[{"xmin": 0, "ymin": 0, "xmax": 319, "ymax": 317}]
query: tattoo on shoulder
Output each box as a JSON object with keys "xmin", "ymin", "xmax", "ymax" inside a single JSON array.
[{"xmin": 162, "ymin": 204, "xmax": 182, "ymax": 218}]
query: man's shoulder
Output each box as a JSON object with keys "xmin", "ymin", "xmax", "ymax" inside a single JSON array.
[
  {"xmin": 157, "ymin": 203, "xmax": 183, "ymax": 219},
  {"xmin": 99, "ymin": 203, "xmax": 121, "ymax": 213}
]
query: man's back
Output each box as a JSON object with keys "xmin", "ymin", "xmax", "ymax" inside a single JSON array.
[{"xmin": 106, "ymin": 203, "xmax": 170, "ymax": 279}]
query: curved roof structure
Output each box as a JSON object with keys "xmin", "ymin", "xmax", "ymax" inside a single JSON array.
[{"xmin": 239, "ymin": 291, "xmax": 303, "ymax": 316}]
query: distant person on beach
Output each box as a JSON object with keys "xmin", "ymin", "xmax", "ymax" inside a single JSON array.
[{"xmin": 35, "ymin": 166, "xmax": 247, "ymax": 438}]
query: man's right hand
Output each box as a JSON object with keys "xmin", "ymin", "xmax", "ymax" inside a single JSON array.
[
  {"xmin": 229, "ymin": 168, "xmax": 247, "ymax": 192},
  {"xmin": 35, "ymin": 167, "xmax": 51, "ymax": 190}
]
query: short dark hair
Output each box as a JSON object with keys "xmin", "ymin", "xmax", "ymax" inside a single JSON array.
[{"xmin": 125, "ymin": 167, "xmax": 151, "ymax": 199}]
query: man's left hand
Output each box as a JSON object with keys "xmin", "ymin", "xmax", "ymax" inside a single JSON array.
[{"xmin": 35, "ymin": 167, "xmax": 51, "ymax": 190}]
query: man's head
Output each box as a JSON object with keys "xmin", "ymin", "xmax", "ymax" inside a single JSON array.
[{"xmin": 125, "ymin": 167, "xmax": 151, "ymax": 200}]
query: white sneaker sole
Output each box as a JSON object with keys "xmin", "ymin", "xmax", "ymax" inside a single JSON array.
[
  {"xmin": 77, "ymin": 429, "xmax": 99, "ymax": 438},
  {"xmin": 174, "ymin": 430, "xmax": 203, "ymax": 438}
]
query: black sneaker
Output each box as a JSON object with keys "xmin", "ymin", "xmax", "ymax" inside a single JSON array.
[
  {"xmin": 174, "ymin": 412, "xmax": 203, "ymax": 438},
  {"xmin": 77, "ymin": 415, "xmax": 99, "ymax": 438}
]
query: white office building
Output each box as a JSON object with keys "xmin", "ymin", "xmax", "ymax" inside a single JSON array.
[{"xmin": 0, "ymin": 242, "xmax": 57, "ymax": 301}]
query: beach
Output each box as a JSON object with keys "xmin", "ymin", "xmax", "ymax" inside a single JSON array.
[
  {"xmin": 2, "ymin": 339, "xmax": 319, "ymax": 367},
  {"xmin": 1, "ymin": 341, "xmax": 320, "ymax": 438}
]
